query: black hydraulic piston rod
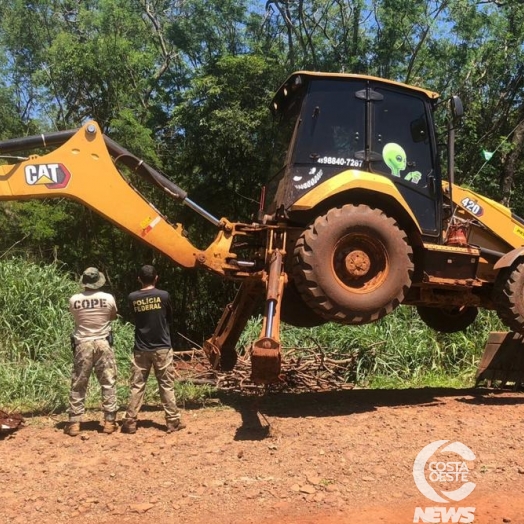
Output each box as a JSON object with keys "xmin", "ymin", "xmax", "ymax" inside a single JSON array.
[{"xmin": 103, "ymin": 134, "xmax": 222, "ymax": 228}]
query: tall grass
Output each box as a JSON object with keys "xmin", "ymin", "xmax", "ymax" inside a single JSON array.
[
  {"xmin": 0, "ymin": 258, "xmax": 216, "ymax": 415},
  {"xmin": 0, "ymin": 259, "xmax": 76, "ymax": 411},
  {"xmin": 0, "ymin": 257, "xmax": 505, "ymax": 414},
  {"xmin": 240, "ymin": 304, "xmax": 504, "ymax": 388}
]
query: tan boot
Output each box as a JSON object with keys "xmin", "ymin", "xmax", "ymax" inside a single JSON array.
[
  {"xmin": 166, "ymin": 420, "xmax": 186, "ymax": 433},
  {"xmin": 64, "ymin": 421, "xmax": 80, "ymax": 437},
  {"xmin": 121, "ymin": 418, "xmax": 137, "ymax": 434},
  {"xmin": 103, "ymin": 420, "xmax": 118, "ymax": 434}
]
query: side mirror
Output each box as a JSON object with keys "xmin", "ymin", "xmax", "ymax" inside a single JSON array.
[{"xmin": 450, "ymin": 96, "xmax": 464, "ymax": 120}]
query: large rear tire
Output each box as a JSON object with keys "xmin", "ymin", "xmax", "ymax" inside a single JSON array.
[
  {"xmin": 292, "ymin": 204, "xmax": 414, "ymax": 324},
  {"xmin": 417, "ymin": 305, "xmax": 478, "ymax": 333},
  {"xmin": 493, "ymin": 261, "xmax": 524, "ymax": 333}
]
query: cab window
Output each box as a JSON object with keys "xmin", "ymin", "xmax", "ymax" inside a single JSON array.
[
  {"xmin": 371, "ymin": 88, "xmax": 433, "ymax": 186},
  {"xmin": 292, "ymin": 79, "xmax": 366, "ymax": 165}
]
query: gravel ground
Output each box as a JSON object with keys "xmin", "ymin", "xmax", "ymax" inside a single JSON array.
[{"xmin": 1, "ymin": 386, "xmax": 524, "ymax": 524}]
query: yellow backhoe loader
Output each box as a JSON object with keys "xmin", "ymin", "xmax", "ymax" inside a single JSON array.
[{"xmin": 2, "ymin": 71, "xmax": 524, "ymax": 384}]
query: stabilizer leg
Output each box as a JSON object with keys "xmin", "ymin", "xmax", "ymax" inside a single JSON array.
[
  {"xmin": 250, "ymin": 249, "xmax": 285, "ymax": 384},
  {"xmin": 203, "ymin": 280, "xmax": 262, "ymax": 371}
]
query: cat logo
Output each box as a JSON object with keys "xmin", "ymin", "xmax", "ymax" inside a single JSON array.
[{"xmin": 24, "ymin": 163, "xmax": 71, "ymax": 189}]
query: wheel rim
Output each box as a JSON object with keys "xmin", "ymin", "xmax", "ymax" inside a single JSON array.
[{"xmin": 332, "ymin": 233, "xmax": 389, "ymax": 293}]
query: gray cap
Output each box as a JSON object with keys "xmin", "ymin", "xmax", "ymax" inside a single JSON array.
[{"xmin": 80, "ymin": 267, "xmax": 106, "ymax": 289}]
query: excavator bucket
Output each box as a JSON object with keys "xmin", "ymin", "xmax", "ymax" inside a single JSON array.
[
  {"xmin": 203, "ymin": 236, "xmax": 286, "ymax": 384},
  {"xmin": 475, "ymin": 331, "xmax": 524, "ymax": 390}
]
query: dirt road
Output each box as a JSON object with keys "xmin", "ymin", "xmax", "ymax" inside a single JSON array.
[{"xmin": 1, "ymin": 387, "xmax": 524, "ymax": 524}]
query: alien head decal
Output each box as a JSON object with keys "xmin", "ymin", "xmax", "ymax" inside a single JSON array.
[
  {"xmin": 382, "ymin": 143, "xmax": 422, "ymax": 184},
  {"xmin": 382, "ymin": 143, "xmax": 406, "ymax": 177}
]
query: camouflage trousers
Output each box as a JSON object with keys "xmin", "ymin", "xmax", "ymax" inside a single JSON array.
[
  {"xmin": 125, "ymin": 348, "xmax": 181, "ymax": 423},
  {"xmin": 68, "ymin": 339, "xmax": 118, "ymax": 422}
]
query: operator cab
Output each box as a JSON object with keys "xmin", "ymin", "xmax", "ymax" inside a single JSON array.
[{"xmin": 266, "ymin": 71, "xmax": 443, "ymax": 237}]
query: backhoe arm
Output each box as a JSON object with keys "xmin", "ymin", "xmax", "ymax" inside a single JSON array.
[
  {"xmin": 0, "ymin": 121, "xmax": 238, "ymax": 273},
  {"xmin": 0, "ymin": 121, "xmax": 284, "ymax": 383}
]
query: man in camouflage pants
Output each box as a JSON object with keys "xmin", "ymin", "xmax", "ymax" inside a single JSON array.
[{"xmin": 65, "ymin": 267, "xmax": 118, "ymax": 437}]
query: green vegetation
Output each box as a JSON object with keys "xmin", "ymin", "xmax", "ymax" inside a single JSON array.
[
  {"xmin": 0, "ymin": 1, "xmax": 523, "ymax": 342},
  {"xmin": 0, "ymin": 258, "xmax": 215, "ymax": 414},
  {"xmin": 0, "ymin": 259, "xmax": 501, "ymax": 414},
  {"xmin": 242, "ymin": 306, "xmax": 504, "ymax": 390}
]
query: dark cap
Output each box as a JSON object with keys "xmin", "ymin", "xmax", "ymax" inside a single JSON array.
[{"xmin": 80, "ymin": 267, "xmax": 106, "ymax": 289}]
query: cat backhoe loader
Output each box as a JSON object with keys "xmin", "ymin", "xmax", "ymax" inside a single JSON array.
[{"xmin": 2, "ymin": 71, "xmax": 524, "ymax": 384}]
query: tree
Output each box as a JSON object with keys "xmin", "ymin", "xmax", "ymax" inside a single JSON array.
[{"xmin": 1, "ymin": 0, "xmax": 524, "ymax": 344}]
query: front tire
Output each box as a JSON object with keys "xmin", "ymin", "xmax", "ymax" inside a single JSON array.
[{"xmin": 292, "ymin": 204, "xmax": 414, "ymax": 324}]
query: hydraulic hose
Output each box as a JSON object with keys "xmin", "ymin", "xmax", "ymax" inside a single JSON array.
[{"xmin": 0, "ymin": 129, "xmax": 77, "ymax": 154}]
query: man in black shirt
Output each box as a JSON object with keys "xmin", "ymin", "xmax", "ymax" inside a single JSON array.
[{"xmin": 121, "ymin": 265, "xmax": 185, "ymax": 434}]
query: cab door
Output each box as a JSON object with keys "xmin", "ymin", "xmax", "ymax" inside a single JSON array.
[{"xmin": 368, "ymin": 85, "xmax": 441, "ymax": 237}]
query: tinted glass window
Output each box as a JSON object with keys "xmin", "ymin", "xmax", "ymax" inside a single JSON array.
[
  {"xmin": 371, "ymin": 88, "xmax": 433, "ymax": 186},
  {"xmin": 270, "ymin": 86, "xmax": 305, "ymax": 173},
  {"xmin": 292, "ymin": 80, "xmax": 366, "ymax": 165}
]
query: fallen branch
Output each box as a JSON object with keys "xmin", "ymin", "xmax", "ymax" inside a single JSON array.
[{"xmin": 173, "ymin": 346, "xmax": 356, "ymax": 394}]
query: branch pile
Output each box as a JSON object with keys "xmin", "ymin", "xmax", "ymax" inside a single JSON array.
[{"xmin": 173, "ymin": 345, "xmax": 357, "ymax": 393}]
